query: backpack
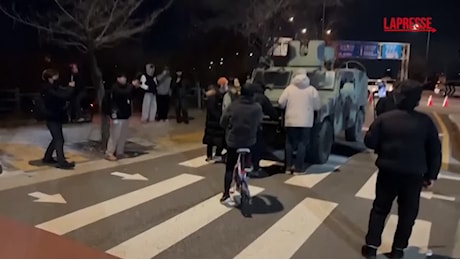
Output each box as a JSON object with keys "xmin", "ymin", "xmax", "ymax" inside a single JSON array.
[{"xmin": 31, "ymin": 93, "xmax": 48, "ymax": 121}]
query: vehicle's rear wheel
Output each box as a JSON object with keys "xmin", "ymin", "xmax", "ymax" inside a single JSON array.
[
  {"xmin": 345, "ymin": 110, "xmax": 364, "ymax": 142},
  {"xmin": 307, "ymin": 119, "xmax": 334, "ymax": 164}
]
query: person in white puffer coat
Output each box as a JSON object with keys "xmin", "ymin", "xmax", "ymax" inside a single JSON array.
[{"xmin": 278, "ymin": 70, "xmax": 321, "ymax": 175}]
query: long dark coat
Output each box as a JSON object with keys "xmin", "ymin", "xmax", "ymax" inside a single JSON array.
[{"xmin": 202, "ymin": 88, "xmax": 225, "ymax": 146}]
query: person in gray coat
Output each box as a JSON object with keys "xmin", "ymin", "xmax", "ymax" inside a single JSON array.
[{"xmin": 156, "ymin": 67, "xmax": 172, "ymax": 122}]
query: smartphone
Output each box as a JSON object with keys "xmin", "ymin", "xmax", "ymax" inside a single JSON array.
[{"xmin": 377, "ymin": 82, "xmax": 387, "ymax": 98}]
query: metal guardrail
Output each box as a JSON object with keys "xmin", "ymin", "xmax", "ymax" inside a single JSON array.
[
  {"xmin": 0, "ymin": 86, "xmax": 204, "ymax": 114},
  {"xmin": 0, "ymin": 88, "xmax": 20, "ymax": 112}
]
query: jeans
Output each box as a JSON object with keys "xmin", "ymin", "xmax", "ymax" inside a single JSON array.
[
  {"xmin": 44, "ymin": 121, "xmax": 66, "ymax": 164},
  {"xmin": 174, "ymin": 97, "xmax": 189, "ymax": 123},
  {"xmin": 365, "ymin": 171, "xmax": 423, "ymax": 249},
  {"xmin": 106, "ymin": 119, "xmax": 130, "ymax": 156},
  {"xmin": 142, "ymin": 93, "xmax": 157, "ymax": 122},
  {"xmin": 285, "ymin": 127, "xmax": 311, "ymax": 172}
]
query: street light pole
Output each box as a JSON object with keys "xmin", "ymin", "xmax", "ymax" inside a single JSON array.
[
  {"xmin": 321, "ymin": 0, "xmax": 326, "ymax": 33},
  {"xmin": 425, "ymin": 31, "xmax": 431, "ymax": 62},
  {"xmin": 425, "ymin": 31, "xmax": 431, "ymax": 82}
]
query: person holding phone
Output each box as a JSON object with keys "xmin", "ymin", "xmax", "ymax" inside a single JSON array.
[
  {"xmin": 41, "ymin": 69, "xmax": 76, "ymax": 169},
  {"xmin": 361, "ymin": 80, "xmax": 442, "ymax": 259}
]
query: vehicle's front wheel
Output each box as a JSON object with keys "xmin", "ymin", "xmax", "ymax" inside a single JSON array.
[{"xmin": 307, "ymin": 119, "xmax": 334, "ymax": 164}]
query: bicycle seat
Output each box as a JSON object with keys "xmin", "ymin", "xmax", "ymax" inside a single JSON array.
[{"xmin": 237, "ymin": 148, "xmax": 251, "ymax": 154}]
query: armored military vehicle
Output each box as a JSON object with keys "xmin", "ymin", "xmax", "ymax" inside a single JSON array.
[{"xmin": 254, "ymin": 40, "xmax": 368, "ymax": 164}]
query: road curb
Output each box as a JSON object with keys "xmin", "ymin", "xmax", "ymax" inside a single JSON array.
[{"xmin": 437, "ymin": 114, "xmax": 460, "ymax": 173}]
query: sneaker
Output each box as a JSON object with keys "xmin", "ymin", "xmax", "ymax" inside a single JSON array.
[
  {"xmin": 293, "ymin": 171, "xmax": 304, "ymax": 176},
  {"xmin": 244, "ymin": 166, "xmax": 254, "ymax": 172},
  {"xmin": 205, "ymin": 157, "xmax": 213, "ymax": 162},
  {"xmin": 361, "ymin": 245, "xmax": 377, "ymax": 259},
  {"xmin": 56, "ymin": 161, "xmax": 75, "ymax": 170},
  {"xmin": 213, "ymin": 156, "xmax": 224, "ymax": 163},
  {"xmin": 220, "ymin": 194, "xmax": 231, "ymax": 203},
  {"xmin": 384, "ymin": 248, "xmax": 404, "ymax": 259},
  {"xmin": 105, "ymin": 154, "xmax": 117, "ymax": 161},
  {"xmin": 77, "ymin": 118, "xmax": 86, "ymax": 123}
]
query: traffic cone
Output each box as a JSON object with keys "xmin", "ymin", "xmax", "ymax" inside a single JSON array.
[
  {"xmin": 427, "ymin": 95, "xmax": 433, "ymax": 106},
  {"xmin": 442, "ymin": 96, "xmax": 449, "ymax": 107}
]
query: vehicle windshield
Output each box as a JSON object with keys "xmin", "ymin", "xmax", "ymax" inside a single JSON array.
[
  {"xmin": 254, "ymin": 71, "xmax": 291, "ymax": 88},
  {"xmin": 308, "ymin": 71, "xmax": 334, "ymax": 90}
]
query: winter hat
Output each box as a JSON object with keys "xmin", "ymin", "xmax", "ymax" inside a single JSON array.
[
  {"xmin": 241, "ymin": 83, "xmax": 255, "ymax": 97},
  {"xmin": 217, "ymin": 77, "xmax": 228, "ymax": 86},
  {"xmin": 394, "ymin": 80, "xmax": 423, "ymax": 110}
]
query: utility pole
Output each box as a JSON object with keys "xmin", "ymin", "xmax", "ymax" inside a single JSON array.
[{"xmin": 321, "ymin": 0, "xmax": 326, "ymax": 34}]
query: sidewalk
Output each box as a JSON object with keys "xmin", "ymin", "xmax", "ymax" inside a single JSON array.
[{"xmin": 0, "ymin": 110, "xmax": 206, "ymax": 173}]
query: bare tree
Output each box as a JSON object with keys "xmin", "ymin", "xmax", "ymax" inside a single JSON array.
[
  {"xmin": 192, "ymin": 0, "xmax": 350, "ymax": 56},
  {"xmin": 0, "ymin": 0, "xmax": 173, "ymax": 148}
]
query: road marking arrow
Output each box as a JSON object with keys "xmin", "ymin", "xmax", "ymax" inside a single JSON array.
[
  {"xmin": 28, "ymin": 192, "xmax": 67, "ymax": 204},
  {"xmin": 111, "ymin": 172, "xmax": 148, "ymax": 181},
  {"xmin": 421, "ymin": 191, "xmax": 455, "ymax": 201}
]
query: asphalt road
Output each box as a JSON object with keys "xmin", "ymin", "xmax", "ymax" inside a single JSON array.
[{"xmin": 0, "ymin": 146, "xmax": 458, "ymax": 259}]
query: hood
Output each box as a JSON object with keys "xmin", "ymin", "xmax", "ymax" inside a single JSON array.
[
  {"xmin": 251, "ymin": 83, "xmax": 264, "ymax": 94},
  {"xmin": 290, "ymin": 71, "xmax": 311, "ymax": 89},
  {"xmin": 394, "ymin": 80, "xmax": 423, "ymax": 110}
]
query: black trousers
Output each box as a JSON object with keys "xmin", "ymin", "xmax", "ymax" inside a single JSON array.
[
  {"xmin": 175, "ymin": 97, "xmax": 189, "ymax": 123},
  {"xmin": 44, "ymin": 121, "xmax": 66, "ymax": 164},
  {"xmin": 224, "ymin": 147, "xmax": 238, "ymax": 196},
  {"xmin": 71, "ymin": 91, "xmax": 85, "ymax": 119},
  {"xmin": 251, "ymin": 130, "xmax": 264, "ymax": 171},
  {"xmin": 285, "ymin": 127, "xmax": 310, "ymax": 172},
  {"xmin": 156, "ymin": 94, "xmax": 170, "ymax": 120},
  {"xmin": 365, "ymin": 171, "xmax": 423, "ymax": 250}
]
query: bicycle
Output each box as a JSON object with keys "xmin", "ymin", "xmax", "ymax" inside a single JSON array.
[{"xmin": 232, "ymin": 148, "xmax": 252, "ymax": 217}]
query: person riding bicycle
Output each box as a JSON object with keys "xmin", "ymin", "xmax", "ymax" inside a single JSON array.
[{"xmin": 219, "ymin": 83, "xmax": 263, "ymax": 203}]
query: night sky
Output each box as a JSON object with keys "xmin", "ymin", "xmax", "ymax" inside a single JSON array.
[{"xmin": 0, "ymin": 0, "xmax": 459, "ymax": 86}]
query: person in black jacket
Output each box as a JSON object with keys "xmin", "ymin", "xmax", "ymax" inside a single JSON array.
[
  {"xmin": 203, "ymin": 84, "xmax": 226, "ymax": 162},
  {"xmin": 171, "ymin": 70, "xmax": 189, "ymax": 124},
  {"xmin": 69, "ymin": 64, "xmax": 86, "ymax": 122},
  {"xmin": 250, "ymin": 82, "xmax": 278, "ymax": 175},
  {"xmin": 140, "ymin": 64, "xmax": 158, "ymax": 123},
  {"xmin": 374, "ymin": 81, "xmax": 400, "ymax": 117},
  {"xmin": 220, "ymin": 84, "xmax": 263, "ymax": 203},
  {"xmin": 104, "ymin": 73, "xmax": 140, "ymax": 161},
  {"xmin": 361, "ymin": 80, "xmax": 442, "ymax": 259},
  {"xmin": 41, "ymin": 69, "xmax": 76, "ymax": 169}
]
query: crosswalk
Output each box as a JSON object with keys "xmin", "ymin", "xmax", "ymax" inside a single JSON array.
[{"xmin": 28, "ymin": 153, "xmax": 458, "ymax": 258}]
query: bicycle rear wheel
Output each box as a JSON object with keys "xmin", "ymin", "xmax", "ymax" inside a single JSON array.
[{"xmin": 240, "ymin": 182, "xmax": 252, "ymax": 218}]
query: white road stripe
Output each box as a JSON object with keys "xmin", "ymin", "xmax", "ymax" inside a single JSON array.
[
  {"xmin": 285, "ymin": 167, "xmax": 338, "ymax": 188},
  {"xmin": 380, "ymin": 214, "xmax": 431, "ymax": 254},
  {"xmin": 36, "ymin": 174, "xmax": 204, "ymax": 235},
  {"xmin": 357, "ymin": 172, "xmax": 457, "ymax": 202},
  {"xmin": 178, "ymin": 155, "xmax": 211, "ymax": 168},
  {"xmin": 355, "ymin": 171, "xmax": 378, "ymax": 200},
  {"xmin": 439, "ymin": 173, "xmax": 460, "ymax": 181},
  {"xmin": 107, "ymin": 186, "xmax": 265, "ymax": 259},
  {"xmin": 234, "ymin": 197, "xmax": 337, "ymax": 259}
]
